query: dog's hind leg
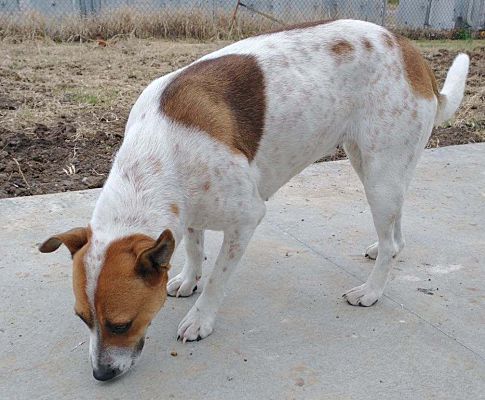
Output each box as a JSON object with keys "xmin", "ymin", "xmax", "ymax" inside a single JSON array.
[
  {"xmin": 167, "ymin": 228, "xmax": 204, "ymax": 297},
  {"xmin": 343, "ymin": 164, "xmax": 405, "ymax": 306},
  {"xmin": 344, "ymin": 140, "xmax": 405, "ymax": 261},
  {"xmin": 343, "ymin": 140, "xmax": 365, "ymax": 183},
  {"xmin": 343, "ymin": 107, "xmax": 434, "ymax": 306}
]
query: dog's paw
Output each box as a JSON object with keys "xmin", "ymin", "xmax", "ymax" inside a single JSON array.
[
  {"xmin": 343, "ymin": 283, "xmax": 381, "ymax": 307},
  {"xmin": 177, "ymin": 306, "xmax": 215, "ymax": 342},
  {"xmin": 364, "ymin": 242, "xmax": 379, "ymax": 260},
  {"xmin": 167, "ymin": 272, "xmax": 198, "ymax": 297}
]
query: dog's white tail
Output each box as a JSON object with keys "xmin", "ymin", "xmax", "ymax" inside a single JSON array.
[{"xmin": 434, "ymin": 53, "xmax": 470, "ymax": 126}]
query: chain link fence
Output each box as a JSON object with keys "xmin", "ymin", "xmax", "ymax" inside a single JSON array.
[{"xmin": 1, "ymin": 1, "xmax": 484, "ymax": 40}]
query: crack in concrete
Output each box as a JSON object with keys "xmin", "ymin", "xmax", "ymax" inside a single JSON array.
[{"xmin": 267, "ymin": 219, "xmax": 485, "ymax": 364}]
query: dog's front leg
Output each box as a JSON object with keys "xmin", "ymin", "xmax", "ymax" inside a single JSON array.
[
  {"xmin": 167, "ymin": 228, "xmax": 204, "ymax": 297},
  {"xmin": 177, "ymin": 209, "xmax": 264, "ymax": 342}
]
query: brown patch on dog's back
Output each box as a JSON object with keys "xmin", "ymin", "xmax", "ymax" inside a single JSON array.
[
  {"xmin": 160, "ymin": 55, "xmax": 266, "ymax": 161},
  {"xmin": 330, "ymin": 40, "xmax": 354, "ymax": 58},
  {"xmin": 95, "ymin": 235, "xmax": 169, "ymax": 347},
  {"xmin": 395, "ymin": 35, "xmax": 440, "ymax": 101}
]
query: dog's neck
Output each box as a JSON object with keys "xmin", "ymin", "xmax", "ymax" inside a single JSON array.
[{"xmin": 90, "ymin": 141, "xmax": 185, "ymax": 245}]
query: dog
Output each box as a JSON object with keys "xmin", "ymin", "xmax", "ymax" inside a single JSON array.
[{"xmin": 39, "ymin": 19, "xmax": 469, "ymax": 381}]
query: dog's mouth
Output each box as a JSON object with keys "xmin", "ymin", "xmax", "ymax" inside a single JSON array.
[
  {"xmin": 92, "ymin": 359, "xmax": 137, "ymax": 382},
  {"xmin": 93, "ymin": 365, "xmax": 122, "ymax": 381},
  {"xmin": 92, "ymin": 337, "xmax": 145, "ymax": 382}
]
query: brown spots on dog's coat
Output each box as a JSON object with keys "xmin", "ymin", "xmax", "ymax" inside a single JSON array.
[
  {"xmin": 330, "ymin": 40, "xmax": 354, "ymax": 58},
  {"xmin": 151, "ymin": 159, "xmax": 162, "ymax": 174},
  {"xmin": 362, "ymin": 38, "xmax": 373, "ymax": 51},
  {"xmin": 160, "ymin": 54, "xmax": 266, "ymax": 161},
  {"xmin": 395, "ymin": 35, "xmax": 440, "ymax": 101},
  {"xmin": 170, "ymin": 203, "xmax": 180, "ymax": 216}
]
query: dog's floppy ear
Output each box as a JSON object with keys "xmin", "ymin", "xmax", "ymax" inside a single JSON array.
[
  {"xmin": 39, "ymin": 227, "xmax": 89, "ymax": 257},
  {"xmin": 135, "ymin": 229, "xmax": 175, "ymax": 285}
]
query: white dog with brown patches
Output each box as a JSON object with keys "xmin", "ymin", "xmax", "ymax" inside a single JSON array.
[{"xmin": 40, "ymin": 19, "xmax": 469, "ymax": 381}]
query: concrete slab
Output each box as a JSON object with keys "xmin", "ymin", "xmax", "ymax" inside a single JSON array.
[{"xmin": 1, "ymin": 143, "xmax": 484, "ymax": 399}]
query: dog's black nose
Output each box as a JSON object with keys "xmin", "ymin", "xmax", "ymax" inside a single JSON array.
[{"xmin": 93, "ymin": 365, "xmax": 119, "ymax": 381}]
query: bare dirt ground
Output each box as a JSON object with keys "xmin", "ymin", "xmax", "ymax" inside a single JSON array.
[{"xmin": 0, "ymin": 39, "xmax": 483, "ymax": 198}]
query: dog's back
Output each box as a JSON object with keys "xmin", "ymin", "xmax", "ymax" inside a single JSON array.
[{"xmin": 125, "ymin": 20, "xmax": 465, "ymax": 201}]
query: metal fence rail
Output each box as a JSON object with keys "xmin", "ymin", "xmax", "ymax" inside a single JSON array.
[{"xmin": 1, "ymin": 1, "xmax": 484, "ymax": 33}]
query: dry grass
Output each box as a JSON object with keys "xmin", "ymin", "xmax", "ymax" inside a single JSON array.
[
  {"xmin": 414, "ymin": 39, "xmax": 481, "ymax": 51},
  {"xmin": 0, "ymin": 39, "xmax": 227, "ymax": 138},
  {"xmin": 1, "ymin": 38, "xmax": 483, "ymax": 141},
  {"xmin": 2, "ymin": 7, "xmax": 482, "ymax": 43},
  {"xmin": 0, "ymin": 8, "xmax": 276, "ymax": 42},
  {"xmin": 0, "ymin": 38, "xmax": 483, "ymax": 197}
]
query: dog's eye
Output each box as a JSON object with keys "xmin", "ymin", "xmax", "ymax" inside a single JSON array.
[{"xmin": 107, "ymin": 321, "xmax": 132, "ymax": 335}]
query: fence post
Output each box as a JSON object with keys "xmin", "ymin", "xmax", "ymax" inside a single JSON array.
[
  {"xmin": 424, "ymin": 0, "xmax": 433, "ymax": 28},
  {"xmin": 212, "ymin": 0, "xmax": 215, "ymax": 25},
  {"xmin": 381, "ymin": 0, "xmax": 387, "ymax": 26},
  {"xmin": 79, "ymin": 0, "xmax": 86, "ymax": 17}
]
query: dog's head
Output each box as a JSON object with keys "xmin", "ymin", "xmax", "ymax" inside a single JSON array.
[{"xmin": 39, "ymin": 227, "xmax": 175, "ymax": 381}]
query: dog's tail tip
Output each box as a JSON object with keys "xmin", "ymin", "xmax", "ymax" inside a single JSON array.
[{"xmin": 434, "ymin": 53, "xmax": 470, "ymax": 127}]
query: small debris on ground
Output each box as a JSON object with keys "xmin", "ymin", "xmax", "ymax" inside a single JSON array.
[
  {"xmin": 70, "ymin": 341, "xmax": 86, "ymax": 351},
  {"xmin": 417, "ymin": 287, "xmax": 439, "ymax": 295},
  {"xmin": 295, "ymin": 377, "xmax": 305, "ymax": 387},
  {"xmin": 170, "ymin": 351, "xmax": 178, "ymax": 357}
]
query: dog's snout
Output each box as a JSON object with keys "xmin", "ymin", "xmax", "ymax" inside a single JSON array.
[{"xmin": 92, "ymin": 364, "xmax": 120, "ymax": 381}]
